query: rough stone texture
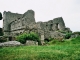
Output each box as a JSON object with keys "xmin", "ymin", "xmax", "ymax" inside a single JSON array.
[
  {"xmin": 53, "ymin": 17, "xmax": 65, "ymax": 31},
  {"xmin": 26, "ymin": 40, "xmax": 38, "ymax": 45},
  {"xmin": 35, "ymin": 17, "xmax": 71, "ymax": 39},
  {"xmin": 3, "ymin": 10, "xmax": 72, "ymax": 40},
  {"xmin": 65, "ymin": 28, "xmax": 72, "ymax": 33},
  {"xmin": 3, "ymin": 10, "xmax": 35, "ymax": 36},
  {"xmin": 50, "ymin": 31, "xmax": 65, "ymax": 40},
  {"xmin": 0, "ymin": 41, "xmax": 21, "ymax": 47},
  {"xmin": 40, "ymin": 35, "xmax": 45, "ymax": 45},
  {"xmin": 71, "ymin": 34, "xmax": 80, "ymax": 38}
]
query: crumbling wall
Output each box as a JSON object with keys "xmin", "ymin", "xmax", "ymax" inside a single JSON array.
[
  {"xmin": 36, "ymin": 17, "xmax": 71, "ymax": 39},
  {"xmin": 3, "ymin": 11, "xmax": 22, "ymax": 36},
  {"xmin": 3, "ymin": 10, "xmax": 35, "ymax": 36},
  {"xmin": 3, "ymin": 10, "xmax": 72, "ymax": 40},
  {"xmin": 52, "ymin": 17, "xmax": 65, "ymax": 31}
]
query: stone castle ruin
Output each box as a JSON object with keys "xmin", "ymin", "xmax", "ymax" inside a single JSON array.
[{"xmin": 3, "ymin": 10, "xmax": 72, "ymax": 40}]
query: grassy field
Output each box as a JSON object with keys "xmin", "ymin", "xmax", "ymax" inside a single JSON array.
[{"xmin": 0, "ymin": 37, "xmax": 80, "ymax": 60}]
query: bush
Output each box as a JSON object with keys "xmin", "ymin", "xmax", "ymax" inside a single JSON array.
[
  {"xmin": 48, "ymin": 38, "xmax": 54, "ymax": 41},
  {"xmin": 0, "ymin": 28, "xmax": 3, "ymax": 36},
  {"xmin": 71, "ymin": 36, "xmax": 80, "ymax": 43},
  {"xmin": 26, "ymin": 32, "xmax": 39, "ymax": 41},
  {"xmin": 0, "ymin": 36, "xmax": 7, "ymax": 42},
  {"xmin": 72, "ymin": 32, "xmax": 80, "ymax": 35},
  {"xmin": 48, "ymin": 39, "xmax": 61, "ymax": 45},
  {"xmin": 16, "ymin": 32, "xmax": 40, "ymax": 44},
  {"xmin": 16, "ymin": 33, "xmax": 27, "ymax": 44},
  {"xmin": 65, "ymin": 33, "xmax": 72, "ymax": 39}
]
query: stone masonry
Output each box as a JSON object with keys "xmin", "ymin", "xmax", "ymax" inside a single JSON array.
[{"xmin": 3, "ymin": 10, "xmax": 72, "ymax": 40}]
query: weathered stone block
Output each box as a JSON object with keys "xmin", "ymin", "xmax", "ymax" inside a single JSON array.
[
  {"xmin": 26, "ymin": 40, "xmax": 38, "ymax": 45},
  {"xmin": 0, "ymin": 41, "xmax": 21, "ymax": 47}
]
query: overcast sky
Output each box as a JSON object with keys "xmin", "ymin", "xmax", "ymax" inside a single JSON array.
[{"xmin": 0, "ymin": 0, "xmax": 80, "ymax": 32}]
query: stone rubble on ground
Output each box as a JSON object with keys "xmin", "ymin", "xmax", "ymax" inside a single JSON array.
[
  {"xmin": 0, "ymin": 41, "xmax": 21, "ymax": 47},
  {"xmin": 26, "ymin": 40, "xmax": 38, "ymax": 46}
]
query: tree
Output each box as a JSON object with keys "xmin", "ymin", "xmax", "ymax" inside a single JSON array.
[
  {"xmin": 0, "ymin": 28, "xmax": 3, "ymax": 36},
  {"xmin": 0, "ymin": 12, "xmax": 2, "ymax": 20}
]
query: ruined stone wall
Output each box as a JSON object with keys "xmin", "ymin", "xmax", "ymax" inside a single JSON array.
[
  {"xmin": 3, "ymin": 10, "xmax": 35, "ymax": 36},
  {"xmin": 23, "ymin": 10, "xmax": 35, "ymax": 24},
  {"xmin": 3, "ymin": 11, "xmax": 22, "ymax": 36},
  {"xmin": 3, "ymin": 10, "xmax": 72, "ymax": 40},
  {"xmin": 36, "ymin": 17, "xmax": 65, "ymax": 32},
  {"xmin": 52, "ymin": 17, "xmax": 65, "ymax": 31},
  {"xmin": 36, "ymin": 17, "xmax": 71, "ymax": 39}
]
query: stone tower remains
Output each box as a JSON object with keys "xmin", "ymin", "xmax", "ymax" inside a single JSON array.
[
  {"xmin": 3, "ymin": 10, "xmax": 72, "ymax": 40},
  {"xmin": 3, "ymin": 10, "xmax": 35, "ymax": 36}
]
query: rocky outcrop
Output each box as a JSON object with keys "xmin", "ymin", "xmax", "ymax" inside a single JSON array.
[{"xmin": 0, "ymin": 41, "xmax": 21, "ymax": 47}]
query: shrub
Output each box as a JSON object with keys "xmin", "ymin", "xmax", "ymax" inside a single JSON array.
[
  {"xmin": 48, "ymin": 39, "xmax": 60, "ymax": 45},
  {"xmin": 71, "ymin": 36, "xmax": 80, "ymax": 43},
  {"xmin": 0, "ymin": 36, "xmax": 7, "ymax": 42},
  {"xmin": 0, "ymin": 28, "xmax": 3, "ymax": 36},
  {"xmin": 65, "ymin": 33, "xmax": 72, "ymax": 39},
  {"xmin": 16, "ymin": 32, "xmax": 40, "ymax": 44},
  {"xmin": 48, "ymin": 38, "xmax": 54, "ymax": 41},
  {"xmin": 72, "ymin": 32, "xmax": 80, "ymax": 35},
  {"xmin": 26, "ymin": 32, "xmax": 39, "ymax": 41},
  {"xmin": 16, "ymin": 33, "xmax": 27, "ymax": 44}
]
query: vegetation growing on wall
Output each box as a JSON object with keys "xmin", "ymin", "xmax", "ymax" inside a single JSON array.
[
  {"xmin": 0, "ymin": 37, "xmax": 7, "ymax": 42},
  {"xmin": 65, "ymin": 33, "xmax": 72, "ymax": 39},
  {"xmin": 16, "ymin": 32, "xmax": 40, "ymax": 44}
]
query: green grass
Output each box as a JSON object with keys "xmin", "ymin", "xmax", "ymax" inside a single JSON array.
[{"xmin": 0, "ymin": 37, "xmax": 80, "ymax": 60}]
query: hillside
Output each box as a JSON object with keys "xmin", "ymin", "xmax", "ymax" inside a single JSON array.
[{"xmin": 0, "ymin": 37, "xmax": 80, "ymax": 60}]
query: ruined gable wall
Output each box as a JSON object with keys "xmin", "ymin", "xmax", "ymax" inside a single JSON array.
[
  {"xmin": 52, "ymin": 17, "xmax": 65, "ymax": 31},
  {"xmin": 23, "ymin": 10, "xmax": 35, "ymax": 24}
]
